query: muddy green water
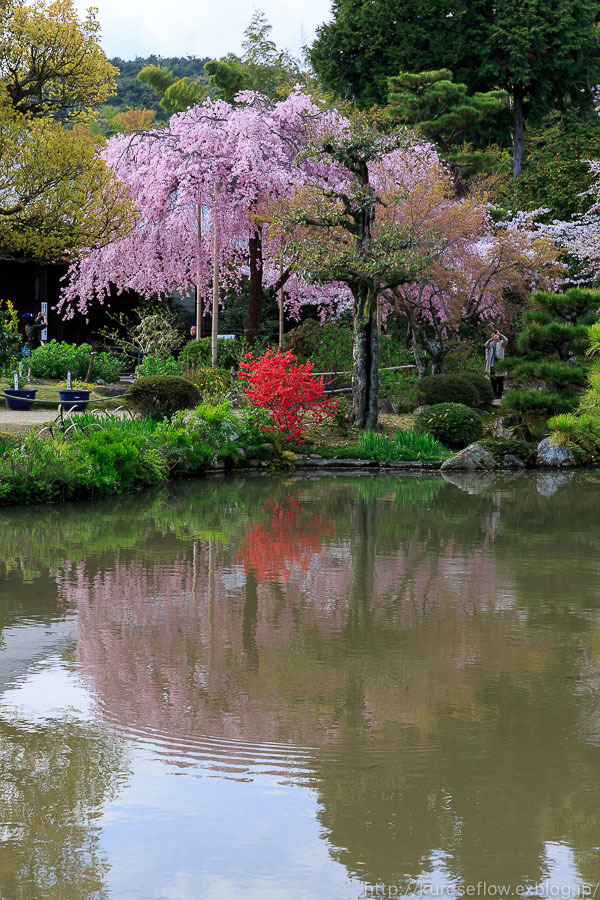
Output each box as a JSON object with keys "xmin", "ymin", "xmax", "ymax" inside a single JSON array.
[{"xmin": 1, "ymin": 471, "xmax": 599, "ymax": 900}]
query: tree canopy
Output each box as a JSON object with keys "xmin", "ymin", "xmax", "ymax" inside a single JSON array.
[
  {"xmin": 311, "ymin": 0, "xmax": 600, "ymax": 175},
  {"xmin": 0, "ymin": 0, "xmax": 133, "ymax": 261},
  {"xmin": 0, "ymin": 0, "xmax": 117, "ymax": 120},
  {"xmin": 387, "ymin": 69, "xmax": 507, "ymax": 184}
]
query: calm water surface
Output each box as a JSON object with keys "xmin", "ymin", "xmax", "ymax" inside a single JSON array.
[{"xmin": 1, "ymin": 471, "xmax": 599, "ymax": 899}]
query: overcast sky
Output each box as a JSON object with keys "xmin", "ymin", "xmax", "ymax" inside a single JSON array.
[{"xmin": 73, "ymin": 0, "xmax": 332, "ymax": 61}]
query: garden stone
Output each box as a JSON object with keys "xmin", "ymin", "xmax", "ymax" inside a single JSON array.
[
  {"xmin": 378, "ymin": 398, "xmax": 396, "ymax": 414},
  {"xmin": 490, "ymin": 416, "xmax": 517, "ymax": 439},
  {"xmin": 413, "ymin": 405, "xmax": 430, "ymax": 416},
  {"xmin": 440, "ymin": 443, "xmax": 497, "ymax": 472},
  {"xmin": 536, "ymin": 437, "xmax": 576, "ymax": 468},
  {"xmin": 258, "ymin": 443, "xmax": 276, "ymax": 457},
  {"xmin": 502, "ymin": 454, "xmax": 526, "ymax": 469}
]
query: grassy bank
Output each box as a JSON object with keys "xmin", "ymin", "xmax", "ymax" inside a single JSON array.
[{"xmin": 0, "ymin": 402, "xmax": 449, "ymax": 506}]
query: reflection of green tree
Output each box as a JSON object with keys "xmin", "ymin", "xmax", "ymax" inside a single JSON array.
[
  {"xmin": 295, "ymin": 603, "xmax": 600, "ymax": 892},
  {"xmin": 0, "ymin": 718, "xmax": 127, "ymax": 899}
]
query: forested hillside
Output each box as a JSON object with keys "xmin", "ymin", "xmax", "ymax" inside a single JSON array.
[{"xmin": 109, "ymin": 55, "xmax": 210, "ymax": 117}]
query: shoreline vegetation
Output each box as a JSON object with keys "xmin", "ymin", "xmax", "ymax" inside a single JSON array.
[
  {"xmin": 0, "ymin": 395, "xmax": 584, "ymax": 508},
  {"xmin": 0, "ymin": 401, "xmax": 450, "ymax": 506}
]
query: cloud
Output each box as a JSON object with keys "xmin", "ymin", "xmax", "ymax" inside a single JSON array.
[{"xmin": 75, "ymin": 0, "xmax": 332, "ymax": 60}]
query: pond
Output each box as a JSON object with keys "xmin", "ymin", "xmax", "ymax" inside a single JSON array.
[{"xmin": 1, "ymin": 471, "xmax": 599, "ymax": 899}]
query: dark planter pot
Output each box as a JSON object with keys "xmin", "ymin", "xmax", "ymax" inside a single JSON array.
[
  {"xmin": 59, "ymin": 389, "xmax": 90, "ymax": 412},
  {"xmin": 4, "ymin": 389, "xmax": 37, "ymax": 411}
]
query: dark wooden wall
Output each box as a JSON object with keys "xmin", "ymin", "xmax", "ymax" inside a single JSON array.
[{"xmin": 0, "ymin": 260, "xmax": 139, "ymax": 344}]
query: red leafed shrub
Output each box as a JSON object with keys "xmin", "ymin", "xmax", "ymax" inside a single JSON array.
[{"xmin": 238, "ymin": 348, "xmax": 338, "ymax": 442}]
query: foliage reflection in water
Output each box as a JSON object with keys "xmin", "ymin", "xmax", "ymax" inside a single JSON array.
[{"xmin": 0, "ymin": 471, "xmax": 600, "ymax": 898}]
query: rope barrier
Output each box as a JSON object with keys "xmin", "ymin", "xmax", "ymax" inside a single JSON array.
[
  {"xmin": 314, "ymin": 364, "xmax": 416, "ymax": 376},
  {"xmin": 0, "ymin": 391, "xmax": 124, "ymax": 406}
]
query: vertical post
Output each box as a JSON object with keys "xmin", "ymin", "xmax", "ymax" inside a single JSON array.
[
  {"xmin": 211, "ymin": 213, "xmax": 219, "ymax": 367},
  {"xmin": 196, "ymin": 203, "xmax": 202, "ymax": 340},
  {"xmin": 41, "ymin": 301, "xmax": 48, "ymax": 343},
  {"xmin": 376, "ymin": 296, "xmax": 382, "ymax": 335},
  {"xmin": 278, "ymin": 259, "xmax": 284, "ymax": 348}
]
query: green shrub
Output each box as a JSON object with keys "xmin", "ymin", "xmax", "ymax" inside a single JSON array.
[
  {"xmin": 126, "ymin": 376, "xmax": 200, "ymax": 418},
  {"xmin": 0, "ymin": 402, "xmax": 284, "ymax": 505},
  {"xmin": 416, "ymin": 374, "xmax": 480, "ymax": 409},
  {"xmin": 458, "ymin": 372, "xmax": 494, "ymax": 407},
  {"xmin": 282, "ymin": 320, "xmax": 354, "ymax": 372},
  {"xmin": 186, "ymin": 367, "xmax": 230, "ymax": 401},
  {"xmin": 379, "ymin": 370, "xmax": 420, "ymax": 411},
  {"xmin": 179, "ymin": 338, "xmax": 239, "ymax": 373},
  {"xmin": 415, "ymin": 403, "xmax": 483, "ymax": 449},
  {"xmin": 135, "ymin": 355, "xmax": 183, "ymax": 377},
  {"xmin": 504, "ymin": 358, "xmax": 587, "ymax": 391},
  {"xmin": 478, "ymin": 437, "xmax": 536, "ymax": 465},
  {"xmin": 179, "ymin": 338, "xmax": 211, "ymax": 371},
  {"xmin": 66, "ymin": 430, "xmax": 167, "ymax": 494},
  {"xmin": 548, "ymin": 412, "xmax": 600, "ymax": 460},
  {"xmin": 29, "ymin": 341, "xmax": 122, "ymax": 382},
  {"xmin": 502, "ymin": 388, "xmax": 578, "ymax": 416}
]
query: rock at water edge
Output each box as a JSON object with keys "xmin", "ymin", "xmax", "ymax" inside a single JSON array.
[{"xmin": 441, "ymin": 443, "xmax": 497, "ymax": 471}]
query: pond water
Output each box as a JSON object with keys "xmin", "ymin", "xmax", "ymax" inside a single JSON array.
[{"xmin": 1, "ymin": 471, "xmax": 600, "ymax": 899}]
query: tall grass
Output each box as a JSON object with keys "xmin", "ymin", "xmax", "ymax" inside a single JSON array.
[{"xmin": 354, "ymin": 428, "xmax": 444, "ymax": 461}]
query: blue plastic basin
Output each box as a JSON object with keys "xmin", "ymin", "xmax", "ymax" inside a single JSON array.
[
  {"xmin": 4, "ymin": 389, "xmax": 37, "ymax": 411},
  {"xmin": 59, "ymin": 390, "xmax": 90, "ymax": 412}
]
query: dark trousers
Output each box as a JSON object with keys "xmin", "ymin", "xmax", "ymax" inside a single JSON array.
[{"xmin": 490, "ymin": 374, "xmax": 504, "ymax": 399}]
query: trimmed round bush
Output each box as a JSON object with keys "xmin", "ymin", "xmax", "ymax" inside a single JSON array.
[
  {"xmin": 415, "ymin": 374, "xmax": 479, "ymax": 408},
  {"xmin": 126, "ymin": 376, "xmax": 200, "ymax": 418},
  {"xmin": 458, "ymin": 372, "xmax": 494, "ymax": 407},
  {"xmin": 415, "ymin": 402, "xmax": 483, "ymax": 450}
]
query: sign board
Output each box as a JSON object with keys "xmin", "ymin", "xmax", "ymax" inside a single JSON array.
[{"xmin": 41, "ymin": 302, "xmax": 48, "ymax": 343}]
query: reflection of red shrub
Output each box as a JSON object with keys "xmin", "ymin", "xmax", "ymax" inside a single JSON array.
[
  {"xmin": 238, "ymin": 496, "xmax": 336, "ymax": 583},
  {"xmin": 238, "ymin": 348, "xmax": 337, "ymax": 442}
]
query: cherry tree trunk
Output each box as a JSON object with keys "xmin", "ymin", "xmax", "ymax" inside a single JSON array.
[
  {"xmin": 351, "ymin": 284, "xmax": 380, "ymax": 431},
  {"xmin": 245, "ymin": 228, "xmax": 263, "ymax": 342}
]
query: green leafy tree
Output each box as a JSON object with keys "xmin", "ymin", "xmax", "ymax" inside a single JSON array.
[
  {"xmin": 310, "ymin": 0, "xmax": 467, "ymax": 109},
  {"xmin": 205, "ymin": 11, "xmax": 302, "ymax": 102},
  {"xmin": 310, "ymin": 0, "xmax": 600, "ymax": 175},
  {"xmin": 476, "ymin": 0, "xmax": 600, "ymax": 176},
  {"xmin": 505, "ymin": 114, "xmax": 600, "ymax": 221},
  {"xmin": 0, "ymin": 0, "xmax": 134, "ymax": 262},
  {"xmin": 387, "ymin": 69, "xmax": 507, "ymax": 184},
  {"xmin": 137, "ymin": 63, "xmax": 207, "ymax": 115},
  {"xmin": 0, "ymin": 0, "xmax": 117, "ymax": 120},
  {"xmin": 140, "ymin": 12, "xmax": 302, "ymax": 112}
]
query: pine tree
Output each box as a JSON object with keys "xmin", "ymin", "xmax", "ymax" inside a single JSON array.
[
  {"xmin": 503, "ymin": 289, "xmax": 600, "ymax": 416},
  {"xmin": 310, "ymin": 0, "xmax": 600, "ymax": 175},
  {"xmin": 387, "ymin": 69, "xmax": 507, "ymax": 184}
]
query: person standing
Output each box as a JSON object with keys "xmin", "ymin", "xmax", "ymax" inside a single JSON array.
[
  {"xmin": 484, "ymin": 329, "xmax": 509, "ymax": 400},
  {"xmin": 22, "ymin": 311, "xmax": 47, "ymax": 352}
]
